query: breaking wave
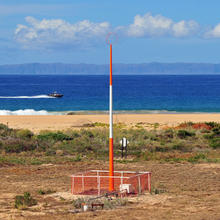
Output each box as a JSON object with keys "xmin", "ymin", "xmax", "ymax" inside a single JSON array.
[
  {"xmin": 0, "ymin": 95, "xmax": 54, "ymax": 99},
  {"xmin": 0, "ymin": 109, "xmax": 50, "ymax": 115}
]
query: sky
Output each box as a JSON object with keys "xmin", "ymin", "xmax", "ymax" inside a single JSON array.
[{"xmin": 1, "ymin": 0, "xmax": 220, "ymax": 65}]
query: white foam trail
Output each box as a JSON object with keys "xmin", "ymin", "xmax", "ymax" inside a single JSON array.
[
  {"xmin": 0, "ymin": 95, "xmax": 54, "ymax": 99},
  {"xmin": 0, "ymin": 109, "xmax": 50, "ymax": 115}
]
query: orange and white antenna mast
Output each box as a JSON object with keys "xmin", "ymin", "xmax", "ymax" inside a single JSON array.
[
  {"xmin": 106, "ymin": 33, "xmax": 117, "ymax": 192},
  {"xmin": 109, "ymin": 43, "xmax": 114, "ymax": 191}
]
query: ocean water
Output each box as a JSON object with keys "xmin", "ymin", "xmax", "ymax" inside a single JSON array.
[{"xmin": 1, "ymin": 75, "xmax": 220, "ymax": 115}]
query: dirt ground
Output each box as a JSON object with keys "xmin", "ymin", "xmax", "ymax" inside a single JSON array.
[{"xmin": 0, "ymin": 161, "xmax": 219, "ymax": 220}]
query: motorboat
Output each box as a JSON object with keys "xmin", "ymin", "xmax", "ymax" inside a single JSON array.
[{"xmin": 48, "ymin": 91, "xmax": 63, "ymax": 98}]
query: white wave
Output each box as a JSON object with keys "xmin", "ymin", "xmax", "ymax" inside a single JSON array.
[
  {"xmin": 0, "ymin": 109, "xmax": 50, "ymax": 115},
  {"xmin": 0, "ymin": 95, "xmax": 54, "ymax": 99}
]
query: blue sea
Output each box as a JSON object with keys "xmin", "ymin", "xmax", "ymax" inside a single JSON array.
[{"xmin": 1, "ymin": 75, "xmax": 220, "ymax": 115}]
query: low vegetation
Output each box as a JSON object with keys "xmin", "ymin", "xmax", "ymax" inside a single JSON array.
[
  {"xmin": 72, "ymin": 197, "xmax": 128, "ymax": 210},
  {"xmin": 0, "ymin": 122, "xmax": 219, "ymax": 165},
  {"xmin": 14, "ymin": 192, "xmax": 37, "ymax": 209},
  {"xmin": 37, "ymin": 189, "xmax": 56, "ymax": 195}
]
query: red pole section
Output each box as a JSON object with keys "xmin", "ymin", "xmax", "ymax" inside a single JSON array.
[{"xmin": 109, "ymin": 44, "xmax": 114, "ymax": 191}]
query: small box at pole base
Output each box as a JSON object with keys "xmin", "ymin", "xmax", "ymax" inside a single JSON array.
[{"xmin": 120, "ymin": 184, "xmax": 133, "ymax": 194}]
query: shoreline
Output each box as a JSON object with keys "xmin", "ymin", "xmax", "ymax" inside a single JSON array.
[
  {"xmin": 1, "ymin": 114, "xmax": 220, "ymax": 132},
  {"xmin": 65, "ymin": 110, "xmax": 220, "ymax": 115},
  {"xmin": 2, "ymin": 109, "xmax": 220, "ymax": 116}
]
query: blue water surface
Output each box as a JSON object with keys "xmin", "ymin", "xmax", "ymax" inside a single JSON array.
[{"xmin": 0, "ymin": 75, "xmax": 220, "ymax": 112}]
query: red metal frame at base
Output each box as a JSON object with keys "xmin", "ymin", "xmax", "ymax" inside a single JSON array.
[{"xmin": 71, "ymin": 170, "xmax": 151, "ymax": 196}]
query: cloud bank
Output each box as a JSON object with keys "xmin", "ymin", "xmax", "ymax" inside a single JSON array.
[
  {"xmin": 14, "ymin": 13, "xmax": 220, "ymax": 50},
  {"xmin": 126, "ymin": 13, "xmax": 199, "ymax": 38},
  {"xmin": 205, "ymin": 23, "xmax": 220, "ymax": 38},
  {"xmin": 15, "ymin": 16, "xmax": 111, "ymax": 49}
]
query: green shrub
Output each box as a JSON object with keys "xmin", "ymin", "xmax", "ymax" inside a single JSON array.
[
  {"xmin": 151, "ymin": 188, "xmax": 166, "ymax": 194},
  {"xmin": 155, "ymin": 146, "xmax": 171, "ymax": 152},
  {"xmin": 71, "ymin": 136, "xmax": 96, "ymax": 153},
  {"xmin": 163, "ymin": 129, "xmax": 174, "ymax": 138},
  {"xmin": 212, "ymin": 127, "xmax": 220, "ymax": 135},
  {"xmin": 0, "ymin": 123, "xmax": 13, "ymax": 137},
  {"xmin": 0, "ymin": 122, "xmax": 219, "ymax": 162},
  {"xmin": 69, "ymin": 131, "xmax": 80, "ymax": 138},
  {"xmin": 177, "ymin": 130, "xmax": 195, "ymax": 138},
  {"xmin": 205, "ymin": 122, "xmax": 219, "ymax": 128},
  {"xmin": 188, "ymin": 154, "xmax": 207, "ymax": 163},
  {"xmin": 4, "ymin": 143, "xmax": 22, "ymax": 153},
  {"xmin": 81, "ymin": 129, "xmax": 94, "ymax": 138},
  {"xmin": 0, "ymin": 123, "xmax": 9, "ymax": 130},
  {"xmin": 16, "ymin": 129, "xmax": 33, "ymax": 139},
  {"xmin": 209, "ymin": 137, "xmax": 220, "ymax": 149},
  {"xmin": 203, "ymin": 133, "xmax": 214, "ymax": 139},
  {"xmin": 3, "ymin": 139, "xmax": 37, "ymax": 153},
  {"xmin": 37, "ymin": 131, "xmax": 70, "ymax": 141},
  {"xmin": 35, "ymin": 140, "xmax": 52, "ymax": 152},
  {"xmin": 172, "ymin": 143, "xmax": 190, "ymax": 152},
  {"xmin": 38, "ymin": 189, "xmax": 55, "ymax": 195},
  {"xmin": 91, "ymin": 122, "xmax": 108, "ymax": 127},
  {"xmin": 15, "ymin": 192, "xmax": 37, "ymax": 209},
  {"xmin": 74, "ymin": 155, "xmax": 82, "ymax": 162},
  {"xmin": 103, "ymin": 198, "xmax": 128, "ymax": 209}
]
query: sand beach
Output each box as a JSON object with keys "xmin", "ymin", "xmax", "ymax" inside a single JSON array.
[{"xmin": 1, "ymin": 113, "xmax": 220, "ymax": 132}]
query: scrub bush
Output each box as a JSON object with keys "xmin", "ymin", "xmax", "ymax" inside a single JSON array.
[
  {"xmin": 16, "ymin": 129, "xmax": 33, "ymax": 139},
  {"xmin": 15, "ymin": 192, "xmax": 37, "ymax": 209},
  {"xmin": 177, "ymin": 130, "xmax": 195, "ymax": 139}
]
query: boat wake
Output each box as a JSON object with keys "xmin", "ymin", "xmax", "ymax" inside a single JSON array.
[
  {"xmin": 0, "ymin": 95, "xmax": 54, "ymax": 99},
  {"xmin": 0, "ymin": 109, "xmax": 50, "ymax": 115}
]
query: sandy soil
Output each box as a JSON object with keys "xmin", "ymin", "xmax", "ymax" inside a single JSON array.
[
  {"xmin": 1, "ymin": 114, "xmax": 220, "ymax": 132},
  {"xmin": 0, "ymin": 161, "xmax": 219, "ymax": 220}
]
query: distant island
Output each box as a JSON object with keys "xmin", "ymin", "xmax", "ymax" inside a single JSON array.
[{"xmin": 1, "ymin": 62, "xmax": 220, "ymax": 74}]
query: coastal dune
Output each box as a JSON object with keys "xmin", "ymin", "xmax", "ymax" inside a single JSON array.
[{"xmin": 0, "ymin": 114, "xmax": 220, "ymax": 132}]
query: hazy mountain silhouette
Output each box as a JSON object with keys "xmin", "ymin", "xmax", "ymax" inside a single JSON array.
[{"xmin": 1, "ymin": 62, "xmax": 220, "ymax": 74}]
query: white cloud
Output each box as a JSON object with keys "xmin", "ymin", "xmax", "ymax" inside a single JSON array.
[
  {"xmin": 127, "ymin": 13, "xmax": 172, "ymax": 37},
  {"xmin": 172, "ymin": 20, "xmax": 199, "ymax": 37},
  {"xmin": 15, "ymin": 13, "xmax": 202, "ymax": 50},
  {"xmin": 205, "ymin": 23, "xmax": 220, "ymax": 38},
  {"xmin": 126, "ymin": 13, "xmax": 199, "ymax": 38},
  {"xmin": 15, "ymin": 16, "xmax": 111, "ymax": 49}
]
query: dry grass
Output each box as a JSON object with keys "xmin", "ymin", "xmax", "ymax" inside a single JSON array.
[{"xmin": 0, "ymin": 161, "xmax": 219, "ymax": 220}]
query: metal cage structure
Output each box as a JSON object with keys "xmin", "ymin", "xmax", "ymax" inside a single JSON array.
[{"xmin": 71, "ymin": 170, "xmax": 151, "ymax": 196}]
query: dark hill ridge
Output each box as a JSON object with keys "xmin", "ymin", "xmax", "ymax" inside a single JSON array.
[{"xmin": 1, "ymin": 62, "xmax": 220, "ymax": 74}]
